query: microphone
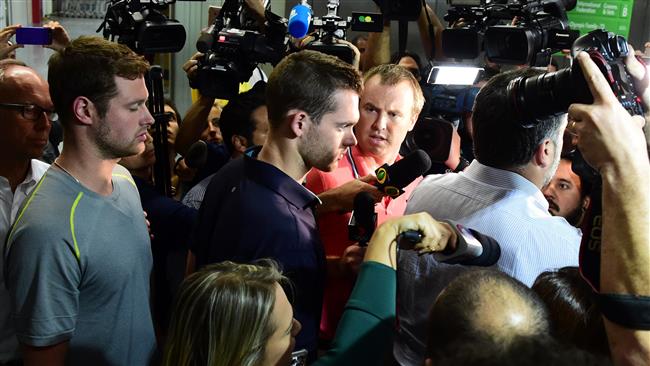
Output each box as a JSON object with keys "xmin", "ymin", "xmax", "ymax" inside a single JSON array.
[
  {"xmin": 348, "ymin": 191, "xmax": 377, "ymax": 246},
  {"xmin": 375, "ymin": 149, "xmax": 432, "ymax": 198},
  {"xmin": 288, "ymin": 2, "xmax": 312, "ymax": 39},
  {"xmin": 196, "ymin": 25, "xmax": 215, "ymax": 53},
  {"xmin": 184, "ymin": 140, "xmax": 208, "ymax": 169},
  {"xmin": 397, "ymin": 221, "xmax": 501, "ymax": 267}
]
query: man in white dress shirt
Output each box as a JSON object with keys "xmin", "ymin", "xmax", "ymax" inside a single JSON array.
[
  {"xmin": 0, "ymin": 62, "xmax": 53, "ymax": 364},
  {"xmin": 394, "ymin": 67, "xmax": 582, "ymax": 365}
]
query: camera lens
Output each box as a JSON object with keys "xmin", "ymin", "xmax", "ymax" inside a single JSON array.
[{"xmin": 507, "ymin": 62, "xmax": 592, "ymax": 125}]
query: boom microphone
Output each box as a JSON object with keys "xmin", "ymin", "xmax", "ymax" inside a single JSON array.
[
  {"xmin": 375, "ymin": 149, "xmax": 432, "ymax": 198},
  {"xmin": 288, "ymin": 2, "xmax": 312, "ymax": 39}
]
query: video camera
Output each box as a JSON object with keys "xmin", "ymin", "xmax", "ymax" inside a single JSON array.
[
  {"xmin": 98, "ymin": 0, "xmax": 189, "ymax": 54},
  {"xmin": 192, "ymin": 0, "xmax": 287, "ymax": 99},
  {"xmin": 304, "ymin": 0, "xmax": 383, "ymax": 64},
  {"xmin": 442, "ymin": 0, "xmax": 578, "ymax": 66}
]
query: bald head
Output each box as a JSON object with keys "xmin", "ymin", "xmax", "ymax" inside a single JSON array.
[
  {"xmin": 0, "ymin": 64, "xmax": 53, "ymax": 161},
  {"xmin": 427, "ymin": 270, "xmax": 549, "ymax": 357}
]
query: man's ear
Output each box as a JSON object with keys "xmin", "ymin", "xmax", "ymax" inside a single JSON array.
[
  {"xmin": 231, "ymin": 135, "xmax": 249, "ymax": 154},
  {"xmin": 582, "ymin": 195, "xmax": 591, "ymax": 211},
  {"xmin": 533, "ymin": 138, "xmax": 553, "ymax": 168},
  {"xmin": 287, "ymin": 109, "xmax": 309, "ymax": 138},
  {"xmin": 72, "ymin": 96, "xmax": 96, "ymax": 126}
]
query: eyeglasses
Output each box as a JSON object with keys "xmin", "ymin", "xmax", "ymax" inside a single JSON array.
[{"xmin": 0, "ymin": 103, "xmax": 58, "ymax": 122}]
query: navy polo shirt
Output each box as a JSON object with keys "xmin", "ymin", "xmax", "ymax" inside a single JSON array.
[{"xmin": 191, "ymin": 153, "xmax": 326, "ymax": 357}]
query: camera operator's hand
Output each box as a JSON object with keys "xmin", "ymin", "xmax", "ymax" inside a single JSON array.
[
  {"xmin": 625, "ymin": 45, "xmax": 650, "ymax": 122},
  {"xmin": 43, "ymin": 21, "xmax": 70, "ymax": 52},
  {"xmin": 316, "ymin": 174, "xmax": 384, "ymax": 215},
  {"xmin": 244, "ymin": 0, "xmax": 266, "ymax": 27},
  {"xmin": 365, "ymin": 213, "xmax": 457, "ymax": 268},
  {"xmin": 338, "ymin": 245, "xmax": 367, "ymax": 276},
  {"xmin": 0, "ymin": 25, "xmax": 22, "ymax": 59},
  {"xmin": 568, "ymin": 52, "xmax": 647, "ymax": 175},
  {"xmin": 334, "ymin": 38, "xmax": 361, "ymax": 70},
  {"xmin": 183, "ymin": 52, "xmax": 204, "ymax": 84}
]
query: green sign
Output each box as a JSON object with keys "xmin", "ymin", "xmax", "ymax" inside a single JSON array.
[{"xmin": 567, "ymin": 0, "xmax": 635, "ymax": 38}]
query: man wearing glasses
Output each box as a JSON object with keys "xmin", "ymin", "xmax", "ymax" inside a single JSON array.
[{"xmin": 0, "ymin": 61, "xmax": 54, "ymax": 365}]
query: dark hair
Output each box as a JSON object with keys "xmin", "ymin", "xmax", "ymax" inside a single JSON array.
[
  {"xmin": 427, "ymin": 269, "xmax": 549, "ymax": 357},
  {"xmin": 266, "ymin": 50, "xmax": 362, "ymax": 128},
  {"xmin": 164, "ymin": 98, "xmax": 183, "ymax": 127},
  {"xmin": 434, "ymin": 335, "xmax": 611, "ymax": 366},
  {"xmin": 532, "ymin": 267, "xmax": 608, "ymax": 357},
  {"xmin": 219, "ymin": 82, "xmax": 267, "ymax": 154},
  {"xmin": 48, "ymin": 36, "xmax": 150, "ymax": 125},
  {"xmin": 390, "ymin": 50, "xmax": 423, "ymax": 71},
  {"xmin": 472, "ymin": 68, "xmax": 565, "ymax": 169}
]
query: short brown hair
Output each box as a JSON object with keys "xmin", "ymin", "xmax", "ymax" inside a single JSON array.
[
  {"xmin": 266, "ymin": 50, "xmax": 362, "ymax": 128},
  {"xmin": 48, "ymin": 36, "xmax": 150, "ymax": 124},
  {"xmin": 363, "ymin": 63, "xmax": 424, "ymax": 117}
]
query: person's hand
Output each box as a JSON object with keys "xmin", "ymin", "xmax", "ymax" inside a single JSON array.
[
  {"xmin": 624, "ymin": 45, "xmax": 649, "ymax": 119},
  {"xmin": 318, "ymin": 174, "xmax": 383, "ymax": 213},
  {"xmin": 143, "ymin": 211, "xmax": 154, "ymax": 240},
  {"xmin": 244, "ymin": 0, "xmax": 266, "ymax": 25},
  {"xmin": 339, "ymin": 244, "xmax": 366, "ymax": 276},
  {"xmin": 365, "ymin": 212, "xmax": 457, "ymax": 267},
  {"xmin": 567, "ymin": 52, "xmax": 647, "ymax": 174},
  {"xmin": 0, "ymin": 25, "xmax": 22, "ymax": 59},
  {"xmin": 183, "ymin": 52, "xmax": 204, "ymax": 82},
  {"xmin": 174, "ymin": 158, "xmax": 197, "ymax": 182},
  {"xmin": 43, "ymin": 21, "xmax": 70, "ymax": 51},
  {"xmin": 334, "ymin": 38, "xmax": 361, "ymax": 70}
]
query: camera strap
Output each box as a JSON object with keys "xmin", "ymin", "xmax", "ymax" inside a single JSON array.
[
  {"xmin": 599, "ymin": 293, "xmax": 650, "ymax": 330},
  {"xmin": 347, "ymin": 148, "xmax": 360, "ymax": 179}
]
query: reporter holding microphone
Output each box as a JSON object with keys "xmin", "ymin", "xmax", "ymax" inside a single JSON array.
[{"xmin": 162, "ymin": 213, "xmax": 457, "ymax": 366}]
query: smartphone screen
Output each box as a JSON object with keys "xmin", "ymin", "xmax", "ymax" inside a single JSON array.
[{"xmin": 15, "ymin": 27, "xmax": 52, "ymax": 46}]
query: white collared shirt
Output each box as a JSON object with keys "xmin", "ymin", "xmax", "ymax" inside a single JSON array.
[
  {"xmin": 394, "ymin": 160, "xmax": 581, "ymax": 366},
  {"xmin": 0, "ymin": 159, "xmax": 49, "ymax": 362}
]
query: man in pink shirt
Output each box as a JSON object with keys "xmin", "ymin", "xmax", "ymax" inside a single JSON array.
[{"xmin": 306, "ymin": 63, "xmax": 425, "ymax": 341}]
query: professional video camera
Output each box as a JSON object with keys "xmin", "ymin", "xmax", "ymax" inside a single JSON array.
[
  {"xmin": 442, "ymin": 0, "xmax": 578, "ymax": 66},
  {"xmin": 303, "ymin": 0, "xmax": 382, "ymax": 64},
  {"xmin": 98, "ymin": 0, "xmax": 189, "ymax": 54},
  {"xmin": 192, "ymin": 0, "xmax": 287, "ymax": 99}
]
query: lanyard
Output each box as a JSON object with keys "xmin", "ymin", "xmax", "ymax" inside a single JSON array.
[{"xmin": 346, "ymin": 148, "xmax": 360, "ymax": 179}]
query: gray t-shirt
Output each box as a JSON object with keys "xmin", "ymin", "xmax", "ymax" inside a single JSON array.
[{"xmin": 4, "ymin": 165, "xmax": 156, "ymax": 365}]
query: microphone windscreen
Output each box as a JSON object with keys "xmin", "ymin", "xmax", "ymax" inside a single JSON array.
[
  {"xmin": 185, "ymin": 140, "xmax": 208, "ymax": 169},
  {"xmin": 288, "ymin": 4, "xmax": 312, "ymax": 39},
  {"xmin": 385, "ymin": 149, "xmax": 432, "ymax": 189},
  {"xmin": 462, "ymin": 229, "xmax": 501, "ymax": 267}
]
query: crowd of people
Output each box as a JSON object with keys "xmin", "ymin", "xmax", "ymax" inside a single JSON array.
[{"xmin": 0, "ymin": 3, "xmax": 648, "ymax": 366}]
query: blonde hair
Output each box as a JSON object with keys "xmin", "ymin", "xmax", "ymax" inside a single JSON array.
[{"xmin": 163, "ymin": 260, "xmax": 287, "ymax": 366}]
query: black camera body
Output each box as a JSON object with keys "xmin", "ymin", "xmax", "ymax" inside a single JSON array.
[
  {"xmin": 98, "ymin": 0, "xmax": 187, "ymax": 54},
  {"xmin": 442, "ymin": 0, "xmax": 578, "ymax": 66},
  {"xmin": 507, "ymin": 29, "xmax": 644, "ymax": 127},
  {"xmin": 193, "ymin": 0, "xmax": 286, "ymax": 99}
]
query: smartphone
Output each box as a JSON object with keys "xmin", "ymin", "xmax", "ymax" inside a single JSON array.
[
  {"xmin": 15, "ymin": 27, "xmax": 52, "ymax": 46},
  {"xmin": 290, "ymin": 349, "xmax": 308, "ymax": 366}
]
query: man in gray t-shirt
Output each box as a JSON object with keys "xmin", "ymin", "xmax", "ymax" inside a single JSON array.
[
  {"xmin": 3, "ymin": 36, "xmax": 156, "ymax": 365},
  {"xmin": 5, "ymin": 165, "xmax": 155, "ymax": 365}
]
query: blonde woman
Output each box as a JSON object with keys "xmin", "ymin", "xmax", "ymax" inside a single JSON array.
[{"xmin": 163, "ymin": 213, "xmax": 456, "ymax": 366}]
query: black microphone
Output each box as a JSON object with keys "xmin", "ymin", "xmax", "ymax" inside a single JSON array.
[
  {"xmin": 184, "ymin": 140, "xmax": 208, "ymax": 169},
  {"xmin": 348, "ymin": 191, "xmax": 377, "ymax": 246},
  {"xmin": 397, "ymin": 222, "xmax": 501, "ymax": 267},
  {"xmin": 375, "ymin": 149, "xmax": 431, "ymax": 198}
]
